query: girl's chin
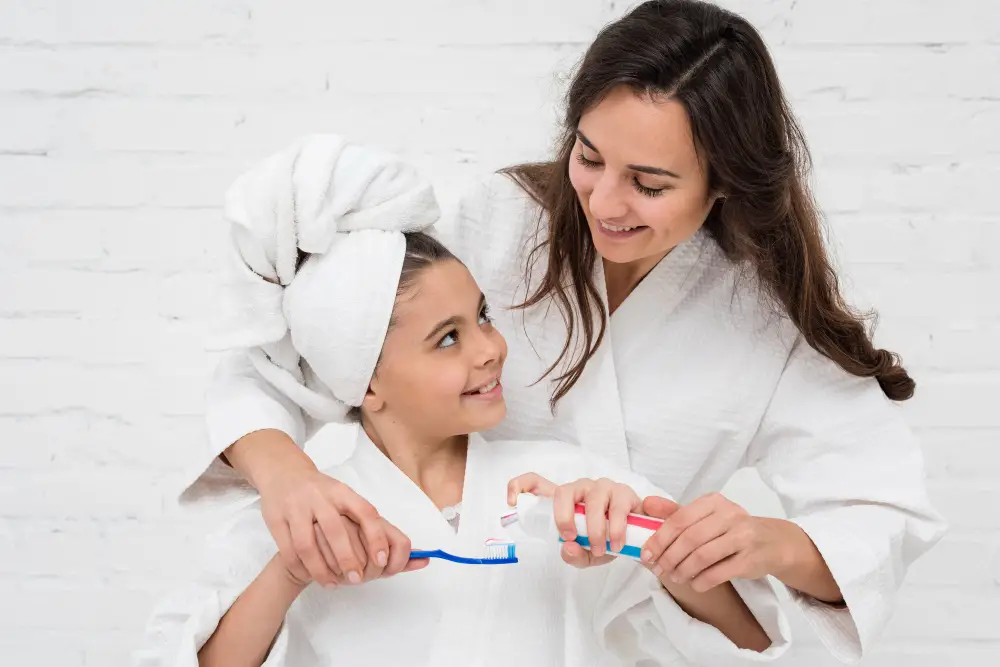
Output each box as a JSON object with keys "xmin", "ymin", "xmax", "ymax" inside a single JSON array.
[{"xmin": 463, "ymin": 400, "xmax": 507, "ymax": 434}]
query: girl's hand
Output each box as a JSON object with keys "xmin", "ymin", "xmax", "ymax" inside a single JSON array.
[{"xmin": 507, "ymin": 473, "xmax": 643, "ymax": 569}]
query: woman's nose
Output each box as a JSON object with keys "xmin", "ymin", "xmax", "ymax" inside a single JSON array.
[{"xmin": 587, "ymin": 173, "xmax": 628, "ymax": 221}]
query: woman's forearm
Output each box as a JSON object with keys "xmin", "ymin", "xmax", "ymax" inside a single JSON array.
[
  {"xmin": 198, "ymin": 557, "xmax": 308, "ymax": 667},
  {"xmin": 224, "ymin": 428, "xmax": 316, "ymax": 492},
  {"xmin": 765, "ymin": 518, "xmax": 843, "ymax": 604},
  {"xmin": 661, "ymin": 580, "xmax": 772, "ymax": 652}
]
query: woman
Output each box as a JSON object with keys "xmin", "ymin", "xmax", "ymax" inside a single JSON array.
[
  {"xmin": 143, "ymin": 136, "xmax": 783, "ymax": 666},
  {"xmin": 185, "ymin": 2, "xmax": 944, "ymax": 663}
]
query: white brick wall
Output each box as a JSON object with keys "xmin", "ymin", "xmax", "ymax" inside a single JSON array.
[{"xmin": 1, "ymin": 1, "xmax": 997, "ymax": 664}]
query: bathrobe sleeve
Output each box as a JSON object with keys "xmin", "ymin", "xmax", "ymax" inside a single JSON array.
[
  {"xmin": 133, "ymin": 504, "xmax": 319, "ymax": 667},
  {"xmin": 572, "ymin": 457, "xmax": 792, "ymax": 666},
  {"xmin": 744, "ymin": 335, "xmax": 947, "ymax": 663},
  {"xmin": 184, "ymin": 142, "xmax": 335, "ymax": 502}
]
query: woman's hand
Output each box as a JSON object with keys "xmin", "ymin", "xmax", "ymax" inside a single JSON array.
[
  {"xmin": 640, "ymin": 492, "xmax": 786, "ymax": 592},
  {"xmin": 258, "ymin": 461, "xmax": 418, "ymax": 587},
  {"xmin": 274, "ymin": 520, "xmax": 428, "ymax": 590},
  {"xmin": 507, "ymin": 473, "xmax": 643, "ymax": 568}
]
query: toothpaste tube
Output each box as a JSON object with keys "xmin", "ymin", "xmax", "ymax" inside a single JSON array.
[{"xmin": 501, "ymin": 495, "xmax": 663, "ymax": 560}]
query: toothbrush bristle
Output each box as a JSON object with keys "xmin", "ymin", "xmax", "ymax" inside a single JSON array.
[{"xmin": 484, "ymin": 540, "xmax": 517, "ymax": 561}]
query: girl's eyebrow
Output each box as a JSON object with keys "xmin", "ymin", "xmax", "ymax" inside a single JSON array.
[
  {"xmin": 575, "ymin": 129, "xmax": 681, "ymax": 179},
  {"xmin": 423, "ymin": 293, "xmax": 486, "ymax": 341}
]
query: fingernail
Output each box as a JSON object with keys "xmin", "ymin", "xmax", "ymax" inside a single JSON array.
[
  {"xmin": 641, "ymin": 550, "xmax": 653, "ymax": 563},
  {"xmin": 347, "ymin": 571, "xmax": 361, "ymax": 584},
  {"xmin": 376, "ymin": 551, "xmax": 388, "ymax": 567},
  {"xmin": 670, "ymin": 574, "xmax": 680, "ymax": 583},
  {"xmin": 560, "ymin": 531, "xmax": 576, "ymax": 541},
  {"xmin": 651, "ymin": 565, "xmax": 663, "ymax": 578}
]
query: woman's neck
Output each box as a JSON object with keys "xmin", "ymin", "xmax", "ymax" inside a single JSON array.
[
  {"xmin": 360, "ymin": 414, "xmax": 468, "ymax": 510},
  {"xmin": 602, "ymin": 252, "xmax": 667, "ymax": 314}
]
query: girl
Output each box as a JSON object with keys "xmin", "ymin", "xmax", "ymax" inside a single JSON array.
[
  {"xmin": 184, "ymin": 2, "xmax": 946, "ymax": 663},
  {"xmin": 139, "ymin": 137, "xmax": 788, "ymax": 666}
]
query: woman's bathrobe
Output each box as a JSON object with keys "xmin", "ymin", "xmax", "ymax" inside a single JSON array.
[
  {"xmin": 140, "ymin": 426, "xmax": 791, "ymax": 667},
  {"xmin": 192, "ymin": 164, "xmax": 946, "ymax": 663}
]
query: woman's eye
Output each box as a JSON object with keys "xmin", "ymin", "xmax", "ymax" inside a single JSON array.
[
  {"xmin": 438, "ymin": 331, "xmax": 458, "ymax": 348},
  {"xmin": 632, "ymin": 179, "xmax": 667, "ymax": 197},
  {"xmin": 575, "ymin": 153, "xmax": 602, "ymax": 169}
]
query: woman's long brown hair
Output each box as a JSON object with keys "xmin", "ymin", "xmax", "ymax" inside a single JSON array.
[{"xmin": 504, "ymin": 0, "xmax": 914, "ymax": 409}]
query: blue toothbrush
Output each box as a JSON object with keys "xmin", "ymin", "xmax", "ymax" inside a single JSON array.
[{"xmin": 410, "ymin": 539, "xmax": 518, "ymax": 565}]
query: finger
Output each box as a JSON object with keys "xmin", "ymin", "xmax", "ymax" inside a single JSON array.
[
  {"xmin": 402, "ymin": 558, "xmax": 430, "ymax": 573},
  {"xmin": 344, "ymin": 519, "xmax": 382, "ymax": 583},
  {"xmin": 267, "ymin": 517, "xmax": 311, "ymax": 582},
  {"xmin": 585, "ymin": 479, "xmax": 615, "ymax": 558},
  {"xmin": 561, "ymin": 541, "xmax": 614, "ymax": 569},
  {"xmin": 607, "ymin": 484, "xmax": 641, "ymax": 553},
  {"xmin": 560, "ymin": 540, "xmax": 592, "ymax": 569},
  {"xmin": 312, "ymin": 503, "xmax": 352, "ymax": 576},
  {"xmin": 640, "ymin": 497, "xmax": 717, "ymax": 567},
  {"xmin": 553, "ymin": 480, "xmax": 591, "ymax": 540},
  {"xmin": 333, "ymin": 492, "xmax": 388, "ymax": 578},
  {"xmin": 313, "ymin": 525, "xmax": 341, "ymax": 587},
  {"xmin": 672, "ymin": 534, "xmax": 741, "ymax": 584},
  {"xmin": 642, "ymin": 495, "xmax": 681, "ymax": 519},
  {"xmin": 313, "ymin": 508, "xmax": 365, "ymax": 584},
  {"xmin": 656, "ymin": 515, "xmax": 730, "ymax": 579},
  {"xmin": 355, "ymin": 519, "xmax": 388, "ymax": 581},
  {"xmin": 689, "ymin": 553, "xmax": 743, "ymax": 593},
  {"xmin": 382, "ymin": 522, "xmax": 413, "ymax": 578},
  {"xmin": 507, "ymin": 473, "xmax": 558, "ymax": 506},
  {"xmin": 333, "ymin": 489, "xmax": 388, "ymax": 580},
  {"xmin": 290, "ymin": 511, "xmax": 337, "ymax": 586}
]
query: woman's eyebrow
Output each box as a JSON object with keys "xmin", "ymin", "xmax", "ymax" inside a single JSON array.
[{"xmin": 575, "ymin": 129, "xmax": 681, "ymax": 179}]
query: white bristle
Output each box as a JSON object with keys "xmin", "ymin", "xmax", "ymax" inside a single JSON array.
[{"xmin": 484, "ymin": 540, "xmax": 516, "ymax": 560}]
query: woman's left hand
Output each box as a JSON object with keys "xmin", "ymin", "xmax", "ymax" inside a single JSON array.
[
  {"xmin": 640, "ymin": 493, "xmax": 786, "ymax": 592},
  {"xmin": 507, "ymin": 473, "xmax": 645, "ymax": 568}
]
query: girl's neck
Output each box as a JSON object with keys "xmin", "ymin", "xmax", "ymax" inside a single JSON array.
[{"xmin": 360, "ymin": 415, "xmax": 468, "ymax": 511}]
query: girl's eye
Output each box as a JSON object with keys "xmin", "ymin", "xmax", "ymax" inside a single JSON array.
[
  {"xmin": 479, "ymin": 304, "xmax": 493, "ymax": 325},
  {"xmin": 438, "ymin": 331, "xmax": 458, "ymax": 349},
  {"xmin": 632, "ymin": 180, "xmax": 667, "ymax": 198},
  {"xmin": 575, "ymin": 153, "xmax": 602, "ymax": 168}
]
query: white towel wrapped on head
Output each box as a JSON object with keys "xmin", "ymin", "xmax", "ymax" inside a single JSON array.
[{"xmin": 211, "ymin": 134, "xmax": 441, "ymax": 425}]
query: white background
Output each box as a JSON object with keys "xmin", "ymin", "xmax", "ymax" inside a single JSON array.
[{"xmin": 1, "ymin": 1, "xmax": 998, "ymax": 665}]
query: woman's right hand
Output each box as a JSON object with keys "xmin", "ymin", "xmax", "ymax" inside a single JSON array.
[{"xmin": 257, "ymin": 460, "xmax": 420, "ymax": 587}]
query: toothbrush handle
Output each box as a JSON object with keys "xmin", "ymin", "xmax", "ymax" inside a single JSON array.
[{"xmin": 409, "ymin": 550, "xmax": 440, "ymax": 559}]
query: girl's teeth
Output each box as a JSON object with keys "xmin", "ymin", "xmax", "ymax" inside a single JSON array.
[{"xmin": 478, "ymin": 379, "xmax": 498, "ymax": 394}]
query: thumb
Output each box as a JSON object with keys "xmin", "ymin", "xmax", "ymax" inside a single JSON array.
[{"xmin": 642, "ymin": 495, "xmax": 681, "ymax": 519}]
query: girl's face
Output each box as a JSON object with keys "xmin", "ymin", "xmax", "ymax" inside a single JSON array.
[
  {"xmin": 568, "ymin": 85, "xmax": 720, "ymax": 269},
  {"xmin": 365, "ymin": 259, "xmax": 508, "ymax": 438}
]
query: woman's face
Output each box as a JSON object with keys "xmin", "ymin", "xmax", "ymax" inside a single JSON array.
[
  {"xmin": 365, "ymin": 259, "xmax": 508, "ymax": 438},
  {"xmin": 568, "ymin": 85, "xmax": 719, "ymax": 268}
]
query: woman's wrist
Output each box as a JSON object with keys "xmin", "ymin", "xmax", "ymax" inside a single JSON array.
[{"xmin": 224, "ymin": 428, "xmax": 317, "ymax": 493}]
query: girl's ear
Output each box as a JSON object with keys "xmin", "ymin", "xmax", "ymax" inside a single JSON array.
[{"xmin": 362, "ymin": 382, "xmax": 385, "ymax": 413}]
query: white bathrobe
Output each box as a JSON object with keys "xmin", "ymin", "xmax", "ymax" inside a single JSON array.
[
  {"xmin": 194, "ymin": 171, "xmax": 946, "ymax": 664},
  {"xmin": 143, "ymin": 427, "xmax": 791, "ymax": 667}
]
